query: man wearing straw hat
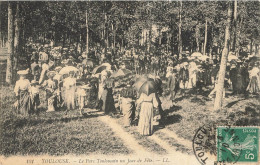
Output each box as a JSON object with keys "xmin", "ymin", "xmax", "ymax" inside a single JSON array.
[{"xmin": 14, "ymin": 69, "xmax": 32, "ymax": 115}]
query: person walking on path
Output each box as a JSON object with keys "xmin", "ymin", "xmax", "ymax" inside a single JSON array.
[{"xmin": 136, "ymin": 93, "xmax": 159, "ymax": 136}]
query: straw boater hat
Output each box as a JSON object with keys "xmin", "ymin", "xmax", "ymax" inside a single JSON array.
[
  {"xmin": 17, "ymin": 69, "xmax": 29, "ymax": 75},
  {"xmin": 47, "ymin": 71, "xmax": 56, "ymax": 78}
]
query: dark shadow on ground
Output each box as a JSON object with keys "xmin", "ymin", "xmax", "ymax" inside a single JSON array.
[
  {"xmin": 174, "ymin": 96, "xmax": 188, "ymax": 102},
  {"xmin": 6, "ymin": 111, "xmax": 105, "ymax": 129},
  {"xmin": 164, "ymin": 114, "xmax": 182, "ymax": 125},
  {"xmin": 225, "ymin": 98, "xmax": 246, "ymax": 108},
  {"xmin": 190, "ymin": 96, "xmax": 206, "ymax": 105},
  {"xmin": 164, "ymin": 105, "xmax": 182, "ymax": 114}
]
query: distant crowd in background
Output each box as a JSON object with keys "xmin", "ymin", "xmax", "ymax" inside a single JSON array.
[{"xmin": 13, "ymin": 42, "xmax": 260, "ymax": 136}]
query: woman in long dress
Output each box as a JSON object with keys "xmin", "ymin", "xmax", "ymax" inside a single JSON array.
[
  {"xmin": 14, "ymin": 70, "xmax": 32, "ymax": 115},
  {"xmin": 247, "ymin": 63, "xmax": 260, "ymax": 94},
  {"xmin": 101, "ymin": 78, "xmax": 116, "ymax": 115},
  {"xmin": 136, "ymin": 93, "xmax": 159, "ymax": 136},
  {"xmin": 63, "ymin": 71, "xmax": 77, "ymax": 111}
]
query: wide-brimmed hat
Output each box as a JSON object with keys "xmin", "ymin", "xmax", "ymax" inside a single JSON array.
[{"xmin": 17, "ymin": 69, "xmax": 29, "ymax": 75}]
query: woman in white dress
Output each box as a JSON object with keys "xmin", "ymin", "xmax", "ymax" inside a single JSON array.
[
  {"xmin": 136, "ymin": 93, "xmax": 159, "ymax": 136},
  {"xmin": 247, "ymin": 63, "xmax": 260, "ymax": 94},
  {"xmin": 63, "ymin": 71, "xmax": 76, "ymax": 111}
]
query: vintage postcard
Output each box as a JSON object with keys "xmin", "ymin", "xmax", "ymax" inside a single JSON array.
[{"xmin": 0, "ymin": 0, "xmax": 259, "ymax": 165}]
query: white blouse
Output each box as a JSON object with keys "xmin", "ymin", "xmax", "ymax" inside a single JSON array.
[
  {"xmin": 136, "ymin": 93, "xmax": 158, "ymax": 108},
  {"xmin": 14, "ymin": 79, "xmax": 31, "ymax": 96}
]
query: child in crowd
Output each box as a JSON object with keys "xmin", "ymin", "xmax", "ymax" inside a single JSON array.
[
  {"xmin": 30, "ymin": 80, "xmax": 40, "ymax": 114},
  {"xmin": 77, "ymin": 84, "xmax": 91, "ymax": 115}
]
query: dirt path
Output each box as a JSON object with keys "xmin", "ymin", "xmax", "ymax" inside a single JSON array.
[
  {"xmin": 158, "ymin": 128, "xmax": 193, "ymax": 149},
  {"xmin": 98, "ymin": 115, "xmax": 151, "ymax": 156},
  {"xmin": 98, "ymin": 115, "xmax": 200, "ymax": 164}
]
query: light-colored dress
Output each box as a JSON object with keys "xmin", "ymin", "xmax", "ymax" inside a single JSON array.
[
  {"xmin": 63, "ymin": 77, "xmax": 76, "ymax": 110},
  {"xmin": 14, "ymin": 78, "xmax": 32, "ymax": 115},
  {"xmin": 188, "ymin": 62, "xmax": 198, "ymax": 89},
  {"xmin": 247, "ymin": 67, "xmax": 260, "ymax": 94},
  {"xmin": 136, "ymin": 93, "xmax": 158, "ymax": 136},
  {"xmin": 77, "ymin": 87, "xmax": 87, "ymax": 110}
]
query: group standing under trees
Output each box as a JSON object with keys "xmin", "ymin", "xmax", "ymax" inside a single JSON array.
[{"xmin": 1, "ymin": 0, "xmax": 260, "ymax": 127}]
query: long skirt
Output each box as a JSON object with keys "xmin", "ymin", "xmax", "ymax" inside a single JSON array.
[
  {"xmin": 18, "ymin": 91, "xmax": 32, "ymax": 115},
  {"xmin": 46, "ymin": 90, "xmax": 56, "ymax": 112},
  {"xmin": 121, "ymin": 98, "xmax": 135, "ymax": 126},
  {"xmin": 101, "ymin": 88, "xmax": 116, "ymax": 114},
  {"xmin": 65, "ymin": 87, "xmax": 76, "ymax": 110},
  {"xmin": 47, "ymin": 96, "xmax": 56, "ymax": 112},
  {"xmin": 247, "ymin": 76, "xmax": 260, "ymax": 94},
  {"xmin": 138, "ymin": 102, "xmax": 153, "ymax": 136},
  {"xmin": 188, "ymin": 73, "xmax": 197, "ymax": 89}
]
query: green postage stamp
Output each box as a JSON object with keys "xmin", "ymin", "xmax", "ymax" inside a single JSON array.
[{"xmin": 217, "ymin": 126, "xmax": 259, "ymax": 163}]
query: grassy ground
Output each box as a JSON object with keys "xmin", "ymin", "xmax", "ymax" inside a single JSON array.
[{"xmin": 0, "ymin": 86, "xmax": 130, "ymax": 156}]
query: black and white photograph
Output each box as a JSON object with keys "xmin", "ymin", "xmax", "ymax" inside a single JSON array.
[{"xmin": 0, "ymin": 0, "xmax": 259, "ymax": 165}]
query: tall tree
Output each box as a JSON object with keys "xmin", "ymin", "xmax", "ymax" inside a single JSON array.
[
  {"xmin": 232, "ymin": 0, "xmax": 238, "ymax": 54},
  {"xmin": 178, "ymin": 1, "xmax": 182, "ymax": 56},
  {"xmin": 203, "ymin": 19, "xmax": 208, "ymax": 55},
  {"xmin": 6, "ymin": 2, "xmax": 14, "ymax": 84},
  {"xmin": 214, "ymin": 2, "xmax": 233, "ymax": 110},
  {"xmin": 85, "ymin": 9, "xmax": 89, "ymax": 58},
  {"xmin": 14, "ymin": 2, "xmax": 20, "ymax": 71}
]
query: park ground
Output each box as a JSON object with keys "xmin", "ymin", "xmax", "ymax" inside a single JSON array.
[{"xmin": 0, "ymin": 84, "xmax": 259, "ymax": 164}]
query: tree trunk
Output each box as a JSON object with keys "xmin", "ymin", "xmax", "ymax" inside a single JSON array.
[
  {"xmin": 203, "ymin": 19, "xmax": 208, "ymax": 55},
  {"xmin": 214, "ymin": 2, "xmax": 233, "ymax": 110},
  {"xmin": 113, "ymin": 24, "xmax": 116, "ymax": 50},
  {"xmin": 235, "ymin": 16, "xmax": 242, "ymax": 56},
  {"xmin": 86, "ymin": 10, "xmax": 89, "ymax": 58},
  {"xmin": 14, "ymin": 2, "xmax": 20, "ymax": 72},
  {"xmin": 6, "ymin": 2, "xmax": 14, "ymax": 84},
  {"xmin": 195, "ymin": 23, "xmax": 200, "ymax": 52},
  {"xmin": 232, "ymin": 0, "xmax": 237, "ymax": 53},
  {"xmin": 178, "ymin": 1, "xmax": 183, "ymax": 56}
]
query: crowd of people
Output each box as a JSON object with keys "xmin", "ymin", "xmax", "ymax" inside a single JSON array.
[{"xmin": 13, "ymin": 42, "xmax": 260, "ymax": 136}]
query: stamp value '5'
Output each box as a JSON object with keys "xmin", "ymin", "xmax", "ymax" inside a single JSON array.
[{"xmin": 217, "ymin": 126, "xmax": 259, "ymax": 163}]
